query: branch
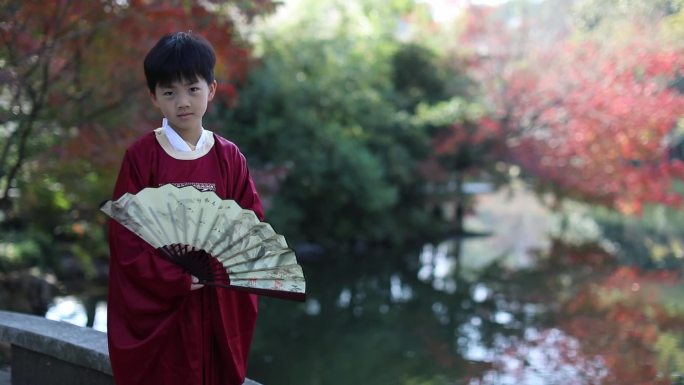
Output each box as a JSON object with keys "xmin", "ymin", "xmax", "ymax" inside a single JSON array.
[
  {"xmin": 0, "ymin": 122, "xmax": 22, "ymax": 180},
  {"xmin": 0, "ymin": 51, "xmax": 50, "ymax": 204}
]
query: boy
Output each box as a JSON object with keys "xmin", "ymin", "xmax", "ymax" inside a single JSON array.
[{"xmin": 106, "ymin": 32, "xmax": 264, "ymax": 385}]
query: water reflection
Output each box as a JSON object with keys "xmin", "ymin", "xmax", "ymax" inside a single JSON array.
[
  {"xmin": 247, "ymin": 237, "xmax": 582, "ymax": 385},
  {"xmin": 418, "ymin": 243, "xmax": 457, "ymax": 294},
  {"xmin": 472, "ymin": 328, "xmax": 608, "ymax": 385},
  {"xmin": 45, "ymin": 296, "xmax": 107, "ymax": 332}
]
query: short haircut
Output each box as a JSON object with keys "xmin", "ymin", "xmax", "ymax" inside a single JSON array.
[{"xmin": 143, "ymin": 31, "xmax": 216, "ymax": 93}]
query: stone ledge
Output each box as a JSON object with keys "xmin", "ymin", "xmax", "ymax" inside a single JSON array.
[
  {"xmin": 0, "ymin": 310, "xmax": 110, "ymax": 375},
  {"xmin": 0, "ymin": 310, "xmax": 262, "ymax": 385},
  {"xmin": 0, "ymin": 369, "xmax": 9, "ymax": 385}
]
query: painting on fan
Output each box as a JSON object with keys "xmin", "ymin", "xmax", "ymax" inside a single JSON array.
[{"xmin": 100, "ymin": 184, "xmax": 306, "ymax": 301}]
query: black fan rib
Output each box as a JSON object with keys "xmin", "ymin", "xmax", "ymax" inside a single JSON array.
[{"xmin": 158, "ymin": 244, "xmax": 230, "ymax": 285}]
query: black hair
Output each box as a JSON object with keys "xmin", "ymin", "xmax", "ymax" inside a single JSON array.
[{"xmin": 143, "ymin": 31, "xmax": 216, "ymax": 93}]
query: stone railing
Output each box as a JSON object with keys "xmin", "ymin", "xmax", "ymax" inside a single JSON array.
[{"xmin": 0, "ymin": 310, "xmax": 261, "ymax": 385}]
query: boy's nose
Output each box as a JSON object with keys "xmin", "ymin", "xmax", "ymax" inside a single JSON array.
[{"xmin": 176, "ymin": 95, "xmax": 191, "ymax": 108}]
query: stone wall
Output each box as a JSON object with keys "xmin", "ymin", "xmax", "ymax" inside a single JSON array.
[{"xmin": 0, "ymin": 310, "xmax": 261, "ymax": 385}]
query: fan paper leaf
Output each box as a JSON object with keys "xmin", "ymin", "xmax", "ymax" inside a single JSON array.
[{"xmin": 101, "ymin": 184, "xmax": 306, "ymax": 301}]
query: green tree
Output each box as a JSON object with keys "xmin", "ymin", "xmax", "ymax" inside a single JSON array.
[{"xmin": 212, "ymin": 0, "xmax": 460, "ymax": 247}]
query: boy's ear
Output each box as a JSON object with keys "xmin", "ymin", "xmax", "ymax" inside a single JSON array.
[
  {"xmin": 208, "ymin": 80, "xmax": 217, "ymax": 102},
  {"xmin": 149, "ymin": 90, "xmax": 159, "ymax": 108}
]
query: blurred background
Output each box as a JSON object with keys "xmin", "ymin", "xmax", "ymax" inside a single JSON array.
[{"xmin": 2, "ymin": 0, "xmax": 684, "ymax": 384}]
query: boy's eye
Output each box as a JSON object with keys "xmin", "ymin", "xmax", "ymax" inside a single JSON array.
[
  {"xmin": 190, "ymin": 87, "xmax": 200, "ymax": 92},
  {"xmin": 163, "ymin": 91, "xmax": 174, "ymax": 96}
]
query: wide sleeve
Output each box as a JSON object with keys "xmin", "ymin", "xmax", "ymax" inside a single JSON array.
[
  {"xmin": 230, "ymin": 150, "xmax": 265, "ymax": 221},
  {"xmin": 107, "ymin": 150, "xmax": 191, "ymax": 336}
]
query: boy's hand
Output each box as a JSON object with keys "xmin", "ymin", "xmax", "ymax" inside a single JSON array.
[{"xmin": 190, "ymin": 275, "xmax": 204, "ymax": 290}]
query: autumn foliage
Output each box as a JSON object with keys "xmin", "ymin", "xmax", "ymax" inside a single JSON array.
[
  {"xmin": 505, "ymin": 42, "xmax": 684, "ymax": 213},
  {"xmin": 0, "ymin": 0, "xmax": 276, "ymax": 208},
  {"xmin": 559, "ymin": 266, "xmax": 684, "ymax": 385},
  {"xmin": 456, "ymin": 5, "xmax": 684, "ymax": 214}
]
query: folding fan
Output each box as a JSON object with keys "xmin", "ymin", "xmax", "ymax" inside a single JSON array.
[{"xmin": 100, "ymin": 184, "xmax": 306, "ymax": 301}]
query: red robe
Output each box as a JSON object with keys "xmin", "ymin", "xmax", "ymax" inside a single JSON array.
[{"xmin": 107, "ymin": 128, "xmax": 264, "ymax": 385}]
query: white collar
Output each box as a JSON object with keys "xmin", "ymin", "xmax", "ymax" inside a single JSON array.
[{"xmin": 162, "ymin": 118, "xmax": 208, "ymax": 152}]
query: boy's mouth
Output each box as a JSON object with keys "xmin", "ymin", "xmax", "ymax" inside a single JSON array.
[{"xmin": 177, "ymin": 113, "xmax": 194, "ymax": 118}]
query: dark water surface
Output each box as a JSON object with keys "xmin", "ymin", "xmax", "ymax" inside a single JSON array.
[{"xmin": 246, "ymin": 237, "xmax": 684, "ymax": 385}]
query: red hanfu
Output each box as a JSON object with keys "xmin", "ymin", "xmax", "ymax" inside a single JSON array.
[{"xmin": 107, "ymin": 127, "xmax": 264, "ymax": 385}]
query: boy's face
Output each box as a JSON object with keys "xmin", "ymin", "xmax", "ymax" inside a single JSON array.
[{"xmin": 151, "ymin": 77, "xmax": 217, "ymax": 134}]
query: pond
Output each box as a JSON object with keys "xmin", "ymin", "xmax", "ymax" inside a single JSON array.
[
  {"xmin": 248, "ymin": 231, "xmax": 684, "ymax": 384},
  {"xmin": 45, "ymin": 187, "xmax": 684, "ymax": 385},
  {"xmin": 246, "ymin": 242, "xmax": 602, "ymax": 385}
]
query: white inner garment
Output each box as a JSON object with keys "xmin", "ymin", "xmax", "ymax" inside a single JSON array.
[{"xmin": 162, "ymin": 118, "xmax": 208, "ymax": 152}]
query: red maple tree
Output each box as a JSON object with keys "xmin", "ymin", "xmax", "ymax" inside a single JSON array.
[
  {"xmin": 505, "ymin": 40, "xmax": 684, "ymax": 213},
  {"xmin": 456, "ymin": 5, "xmax": 684, "ymax": 213}
]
